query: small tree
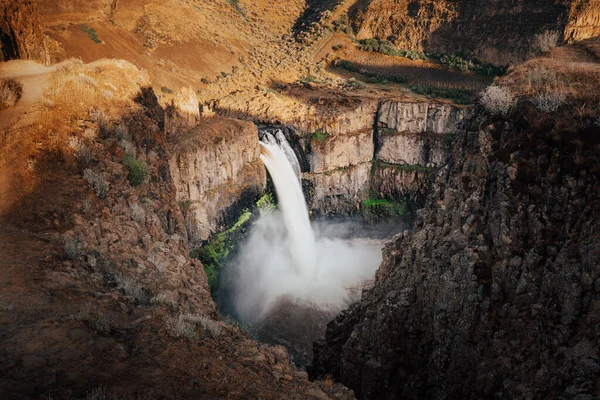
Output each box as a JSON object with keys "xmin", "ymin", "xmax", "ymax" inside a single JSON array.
[
  {"xmin": 535, "ymin": 30, "xmax": 560, "ymax": 53},
  {"xmin": 480, "ymin": 85, "xmax": 515, "ymax": 116}
]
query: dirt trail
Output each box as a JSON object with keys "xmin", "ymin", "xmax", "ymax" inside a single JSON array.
[{"xmin": 0, "ymin": 60, "xmax": 54, "ymax": 133}]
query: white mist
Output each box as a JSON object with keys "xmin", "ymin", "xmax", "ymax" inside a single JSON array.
[{"xmin": 231, "ymin": 131, "xmax": 382, "ymax": 323}]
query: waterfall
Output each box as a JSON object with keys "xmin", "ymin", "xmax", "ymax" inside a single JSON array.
[
  {"xmin": 259, "ymin": 131, "xmax": 316, "ymax": 278},
  {"xmin": 230, "ymin": 129, "xmax": 382, "ymax": 324}
]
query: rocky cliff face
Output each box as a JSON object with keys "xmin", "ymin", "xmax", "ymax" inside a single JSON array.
[
  {"xmin": 300, "ymin": 100, "xmax": 463, "ymax": 217},
  {"xmin": 352, "ymin": 0, "xmax": 600, "ymax": 65},
  {"xmin": 0, "ymin": 0, "xmax": 51, "ymax": 63},
  {"xmin": 310, "ymin": 104, "xmax": 600, "ymax": 398},
  {"xmin": 167, "ymin": 118, "xmax": 266, "ymax": 246}
]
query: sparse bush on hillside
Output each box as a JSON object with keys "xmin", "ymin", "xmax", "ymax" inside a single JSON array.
[
  {"xmin": 165, "ymin": 313, "xmax": 222, "ymax": 338},
  {"xmin": 533, "ymin": 92, "xmax": 566, "ymax": 113},
  {"xmin": 527, "ymin": 67, "xmax": 559, "ymax": 93},
  {"xmin": 84, "ymin": 168, "xmax": 109, "ymax": 198},
  {"xmin": 64, "ymin": 236, "xmax": 82, "ymax": 259},
  {"xmin": 535, "ymin": 30, "xmax": 560, "ymax": 53},
  {"xmin": 0, "ymin": 78, "xmax": 22, "ymax": 110},
  {"xmin": 130, "ymin": 203, "xmax": 146, "ymax": 224},
  {"xmin": 122, "ymin": 155, "xmax": 147, "ymax": 186},
  {"xmin": 115, "ymin": 274, "xmax": 147, "ymax": 303},
  {"xmin": 119, "ymin": 139, "xmax": 136, "ymax": 157},
  {"xmin": 81, "ymin": 24, "xmax": 102, "ymax": 44},
  {"xmin": 410, "ymin": 85, "xmax": 475, "ymax": 105},
  {"xmin": 357, "ymin": 39, "xmax": 427, "ymax": 60},
  {"xmin": 71, "ymin": 303, "xmax": 110, "ymax": 333},
  {"xmin": 480, "ymin": 85, "xmax": 515, "ymax": 116},
  {"xmin": 67, "ymin": 136, "xmax": 94, "ymax": 165},
  {"xmin": 165, "ymin": 314, "xmax": 196, "ymax": 339}
]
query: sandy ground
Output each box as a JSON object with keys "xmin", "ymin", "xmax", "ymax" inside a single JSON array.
[{"xmin": 0, "ymin": 60, "xmax": 54, "ymax": 133}]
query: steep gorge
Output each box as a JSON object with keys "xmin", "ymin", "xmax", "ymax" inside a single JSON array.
[
  {"xmin": 310, "ymin": 61, "xmax": 600, "ymax": 399},
  {"xmin": 350, "ymin": 0, "xmax": 600, "ymax": 66}
]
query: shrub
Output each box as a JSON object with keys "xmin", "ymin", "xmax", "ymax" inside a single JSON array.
[
  {"xmin": 201, "ymin": 78, "xmax": 209, "ymax": 84},
  {"xmin": 0, "ymin": 78, "xmax": 22, "ymax": 109},
  {"xmin": 64, "ymin": 236, "xmax": 82, "ymax": 259},
  {"xmin": 113, "ymin": 123, "xmax": 129, "ymax": 140},
  {"xmin": 67, "ymin": 136, "xmax": 93, "ymax": 165},
  {"xmin": 83, "ymin": 169, "xmax": 109, "ymax": 198},
  {"xmin": 535, "ymin": 30, "xmax": 560, "ymax": 53},
  {"xmin": 533, "ymin": 92, "xmax": 566, "ymax": 113},
  {"xmin": 410, "ymin": 85, "xmax": 475, "ymax": 105},
  {"xmin": 122, "ymin": 155, "xmax": 147, "ymax": 186},
  {"xmin": 81, "ymin": 24, "xmax": 102, "ymax": 44},
  {"xmin": 165, "ymin": 314, "xmax": 196, "ymax": 339},
  {"xmin": 311, "ymin": 129, "xmax": 329, "ymax": 141},
  {"xmin": 115, "ymin": 274, "xmax": 147, "ymax": 303},
  {"xmin": 130, "ymin": 203, "xmax": 146, "ymax": 224},
  {"xmin": 180, "ymin": 313, "xmax": 222, "ymax": 338},
  {"xmin": 119, "ymin": 139, "xmax": 136, "ymax": 157},
  {"xmin": 480, "ymin": 85, "xmax": 515, "ymax": 116}
]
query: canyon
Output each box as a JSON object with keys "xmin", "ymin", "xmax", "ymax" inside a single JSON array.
[{"xmin": 1, "ymin": 0, "xmax": 599, "ymax": 399}]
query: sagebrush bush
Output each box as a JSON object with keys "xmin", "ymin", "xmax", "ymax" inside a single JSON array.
[
  {"xmin": 181, "ymin": 313, "xmax": 222, "ymax": 338},
  {"xmin": 68, "ymin": 136, "xmax": 93, "ymax": 165},
  {"xmin": 0, "ymin": 78, "xmax": 22, "ymax": 109},
  {"xmin": 115, "ymin": 274, "xmax": 147, "ymax": 303},
  {"xmin": 165, "ymin": 314, "xmax": 196, "ymax": 339},
  {"xmin": 533, "ymin": 92, "xmax": 566, "ymax": 113},
  {"xmin": 130, "ymin": 203, "xmax": 145, "ymax": 224},
  {"xmin": 480, "ymin": 85, "xmax": 515, "ymax": 116},
  {"xmin": 122, "ymin": 155, "xmax": 147, "ymax": 186},
  {"xmin": 84, "ymin": 169, "xmax": 109, "ymax": 198},
  {"xmin": 64, "ymin": 236, "xmax": 81, "ymax": 259},
  {"xmin": 535, "ymin": 30, "xmax": 560, "ymax": 53}
]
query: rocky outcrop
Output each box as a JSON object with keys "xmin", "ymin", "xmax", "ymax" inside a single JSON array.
[
  {"xmin": 300, "ymin": 100, "xmax": 463, "ymax": 216},
  {"xmin": 565, "ymin": 2, "xmax": 600, "ymax": 43},
  {"xmin": 304, "ymin": 163, "xmax": 371, "ymax": 217},
  {"xmin": 308, "ymin": 129, "xmax": 373, "ymax": 173},
  {"xmin": 352, "ymin": 0, "xmax": 600, "ymax": 65},
  {"xmin": 377, "ymin": 101, "xmax": 463, "ymax": 136},
  {"xmin": 0, "ymin": 0, "xmax": 50, "ymax": 63},
  {"xmin": 168, "ymin": 118, "xmax": 266, "ymax": 246},
  {"xmin": 311, "ymin": 105, "xmax": 600, "ymax": 398}
]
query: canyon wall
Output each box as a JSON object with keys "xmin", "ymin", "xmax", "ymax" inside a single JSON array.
[
  {"xmin": 0, "ymin": 0, "xmax": 51, "ymax": 63},
  {"xmin": 311, "ymin": 107, "xmax": 600, "ymax": 399},
  {"xmin": 300, "ymin": 100, "xmax": 464, "ymax": 217},
  {"xmin": 167, "ymin": 118, "xmax": 267, "ymax": 246},
  {"xmin": 352, "ymin": 0, "xmax": 600, "ymax": 65}
]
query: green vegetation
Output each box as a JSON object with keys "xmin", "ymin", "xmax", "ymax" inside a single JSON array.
[
  {"xmin": 201, "ymin": 78, "xmax": 209, "ymax": 84},
  {"xmin": 81, "ymin": 25, "xmax": 101, "ymax": 44},
  {"xmin": 430, "ymin": 53, "xmax": 507, "ymax": 76},
  {"xmin": 226, "ymin": 0, "xmax": 246, "ymax": 16},
  {"xmin": 336, "ymin": 60, "xmax": 407, "ymax": 84},
  {"xmin": 311, "ymin": 129, "xmax": 329, "ymax": 141},
  {"xmin": 357, "ymin": 39, "xmax": 427, "ymax": 60},
  {"xmin": 122, "ymin": 155, "xmax": 147, "ymax": 186},
  {"xmin": 409, "ymin": 85, "xmax": 475, "ymax": 105},
  {"xmin": 361, "ymin": 198, "xmax": 407, "ymax": 216},
  {"xmin": 190, "ymin": 210, "xmax": 252, "ymax": 292},
  {"xmin": 256, "ymin": 193, "xmax": 276, "ymax": 213},
  {"xmin": 160, "ymin": 86, "xmax": 173, "ymax": 94}
]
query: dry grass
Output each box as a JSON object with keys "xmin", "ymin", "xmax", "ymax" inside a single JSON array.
[
  {"xmin": 0, "ymin": 78, "xmax": 22, "ymax": 110},
  {"xmin": 535, "ymin": 30, "xmax": 560, "ymax": 53},
  {"xmin": 115, "ymin": 274, "xmax": 147, "ymax": 303},
  {"xmin": 164, "ymin": 313, "xmax": 223, "ymax": 339},
  {"xmin": 83, "ymin": 169, "xmax": 109, "ymax": 198},
  {"xmin": 480, "ymin": 86, "xmax": 515, "ymax": 116},
  {"xmin": 40, "ymin": 58, "xmax": 150, "ymax": 144}
]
